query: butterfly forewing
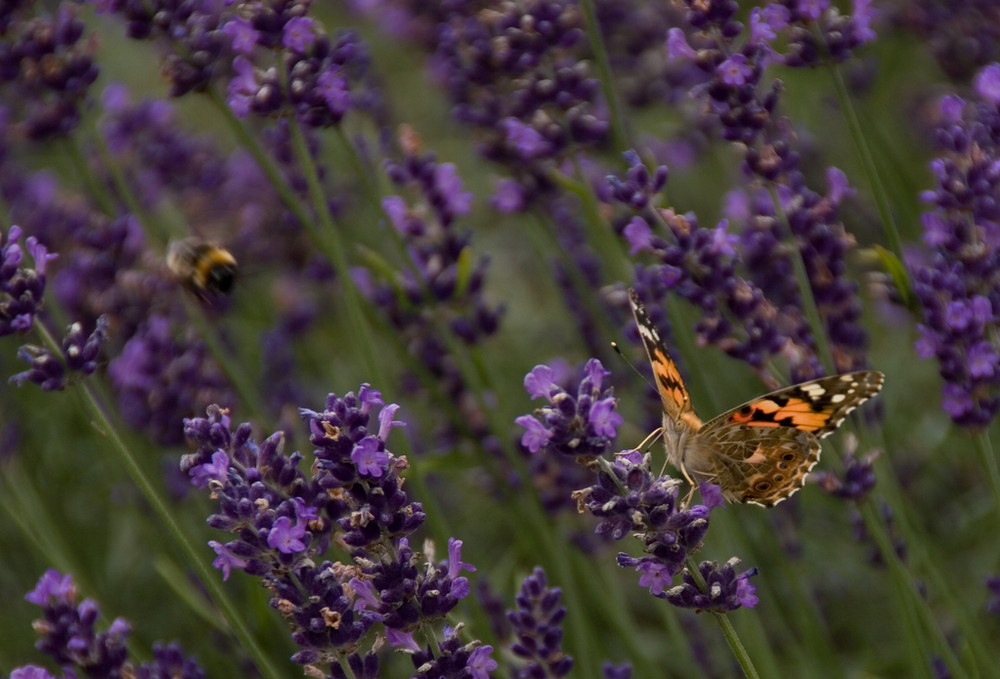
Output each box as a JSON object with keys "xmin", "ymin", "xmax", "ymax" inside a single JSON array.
[
  {"xmin": 701, "ymin": 370, "xmax": 885, "ymax": 439},
  {"xmin": 628, "ymin": 288, "xmax": 697, "ymax": 424}
]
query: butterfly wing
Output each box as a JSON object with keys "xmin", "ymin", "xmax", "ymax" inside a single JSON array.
[
  {"xmin": 693, "ymin": 371, "xmax": 884, "ymax": 506},
  {"xmin": 628, "ymin": 288, "xmax": 700, "ymax": 428}
]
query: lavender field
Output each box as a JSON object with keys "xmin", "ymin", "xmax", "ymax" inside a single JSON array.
[{"xmin": 2, "ymin": 1, "xmax": 999, "ymax": 678}]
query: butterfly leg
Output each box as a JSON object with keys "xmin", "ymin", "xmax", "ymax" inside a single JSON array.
[
  {"xmin": 636, "ymin": 426, "xmax": 664, "ymax": 453},
  {"xmin": 677, "ymin": 462, "xmax": 699, "ymax": 508}
]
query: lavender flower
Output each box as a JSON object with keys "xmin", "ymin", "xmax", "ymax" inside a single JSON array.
[
  {"xmin": 663, "ymin": 558, "xmax": 760, "ymax": 613},
  {"xmin": 516, "ymin": 358, "xmax": 754, "ymax": 611},
  {"xmin": 890, "ymin": 2, "xmax": 998, "ymax": 80},
  {"xmin": 622, "ymin": 205, "xmax": 816, "ymax": 382},
  {"xmin": 10, "ymin": 316, "xmax": 109, "ymax": 391},
  {"xmin": 410, "ymin": 625, "xmax": 497, "ymax": 679},
  {"xmin": 13, "ymin": 569, "xmax": 203, "ymax": 679},
  {"xmin": 603, "ymin": 662, "xmax": 632, "ymax": 679},
  {"xmin": 986, "ymin": 574, "xmax": 1000, "ymax": 615},
  {"xmin": 909, "ymin": 64, "xmax": 1000, "ymax": 428},
  {"xmin": 781, "ymin": 0, "xmax": 879, "ymax": 68},
  {"xmin": 181, "ymin": 386, "xmax": 493, "ymax": 674},
  {"xmin": 0, "ymin": 3, "xmax": 99, "ymax": 138},
  {"xmin": 110, "ymin": 315, "xmax": 233, "ymax": 445},
  {"xmin": 506, "ymin": 567, "xmax": 573, "ymax": 678},
  {"xmin": 1, "ymin": 225, "xmax": 54, "ymax": 337},
  {"xmin": 516, "ymin": 359, "xmax": 623, "ymax": 460},
  {"xmin": 92, "ymin": 0, "xmax": 232, "ymax": 97},
  {"xmin": 813, "ymin": 435, "xmax": 879, "ymax": 501},
  {"xmin": 434, "ymin": 0, "xmax": 608, "ymax": 203}
]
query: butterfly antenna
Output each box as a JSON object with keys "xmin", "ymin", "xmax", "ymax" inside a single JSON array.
[{"xmin": 610, "ymin": 341, "xmax": 655, "ymax": 389}]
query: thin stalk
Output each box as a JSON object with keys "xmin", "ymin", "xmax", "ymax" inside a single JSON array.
[
  {"xmin": 337, "ymin": 656, "xmax": 359, "ymax": 679},
  {"xmin": 178, "ymin": 294, "xmax": 271, "ymax": 426},
  {"xmin": 857, "ymin": 497, "xmax": 969, "ymax": 679},
  {"xmin": 973, "ymin": 430, "xmax": 1000, "ymax": 520},
  {"xmin": 524, "ymin": 211, "xmax": 622, "ymax": 352},
  {"xmin": 578, "ymin": 0, "xmax": 629, "ymax": 153},
  {"xmin": 331, "ymin": 126, "xmax": 427, "ymax": 288},
  {"xmin": 683, "ymin": 557, "xmax": 761, "ymax": 679},
  {"xmin": 766, "ymin": 185, "xmax": 837, "ymax": 375},
  {"xmin": 207, "ymin": 86, "xmax": 316, "ymax": 234},
  {"xmin": 283, "ymin": 114, "xmax": 382, "ymax": 381},
  {"xmin": 861, "ymin": 436, "xmax": 996, "ymax": 674},
  {"xmin": 31, "ymin": 324, "xmax": 285, "ymax": 679},
  {"xmin": 64, "ymin": 137, "xmax": 117, "ymax": 216},
  {"xmin": 825, "ymin": 62, "xmax": 912, "ymax": 305},
  {"xmin": 551, "ymin": 160, "xmax": 631, "ymax": 282}
]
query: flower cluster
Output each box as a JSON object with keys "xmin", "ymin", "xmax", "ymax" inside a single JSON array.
[
  {"xmin": 228, "ymin": 21, "xmax": 378, "ymax": 127},
  {"xmin": 987, "ymin": 574, "xmax": 1000, "ymax": 615},
  {"xmin": 812, "ymin": 435, "xmax": 879, "ymax": 501},
  {"xmin": 93, "ymin": 0, "xmax": 233, "ymax": 96},
  {"xmin": 909, "ymin": 63, "xmax": 1000, "ymax": 428},
  {"xmin": 666, "ymin": 3, "xmax": 872, "ymax": 376},
  {"xmin": 357, "ymin": 135, "xmax": 503, "ymax": 444},
  {"xmin": 578, "ymin": 452, "xmax": 758, "ymax": 612},
  {"xmin": 110, "ymin": 315, "xmax": 233, "ymax": 445},
  {"xmin": 516, "ymin": 361, "xmax": 757, "ymax": 613},
  {"xmin": 0, "ymin": 3, "xmax": 99, "ymax": 139},
  {"xmin": 1, "ymin": 225, "xmax": 55, "ymax": 337},
  {"xmin": 624, "ymin": 205, "xmax": 813, "ymax": 382},
  {"xmin": 780, "ymin": 0, "xmax": 878, "ymax": 68},
  {"xmin": 10, "ymin": 569, "xmax": 203, "ymax": 679},
  {"xmin": 409, "ymin": 624, "xmax": 497, "ymax": 679},
  {"xmin": 516, "ymin": 359, "xmax": 623, "ymax": 460},
  {"xmin": 180, "ymin": 386, "xmax": 494, "ymax": 675},
  {"xmin": 507, "ymin": 567, "xmax": 573, "ymax": 678},
  {"xmin": 662, "ymin": 557, "xmax": 760, "ymax": 612},
  {"xmin": 434, "ymin": 0, "xmax": 609, "ymax": 202},
  {"xmin": 889, "ymin": 1, "xmax": 998, "ymax": 80},
  {"xmin": 10, "ymin": 315, "xmax": 109, "ymax": 391}
]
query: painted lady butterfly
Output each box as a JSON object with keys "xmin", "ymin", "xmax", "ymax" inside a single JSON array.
[{"xmin": 629, "ymin": 288, "xmax": 884, "ymax": 507}]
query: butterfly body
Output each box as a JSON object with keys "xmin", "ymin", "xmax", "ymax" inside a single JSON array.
[{"xmin": 629, "ymin": 288, "xmax": 883, "ymax": 507}]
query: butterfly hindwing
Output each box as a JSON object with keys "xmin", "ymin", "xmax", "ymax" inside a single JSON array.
[{"xmin": 692, "ymin": 370, "xmax": 884, "ymax": 506}]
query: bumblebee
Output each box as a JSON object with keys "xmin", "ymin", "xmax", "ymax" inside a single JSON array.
[{"xmin": 167, "ymin": 238, "xmax": 238, "ymax": 295}]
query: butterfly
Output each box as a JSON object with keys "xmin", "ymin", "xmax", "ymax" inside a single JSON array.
[{"xmin": 628, "ymin": 288, "xmax": 884, "ymax": 507}]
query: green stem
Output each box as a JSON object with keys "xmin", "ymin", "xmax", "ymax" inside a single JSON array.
[
  {"xmin": 684, "ymin": 557, "xmax": 760, "ymax": 679},
  {"xmin": 577, "ymin": 0, "xmax": 629, "ymax": 153},
  {"xmin": 856, "ymin": 498, "xmax": 968, "ymax": 679},
  {"xmin": 284, "ymin": 115, "xmax": 381, "ymax": 380},
  {"xmin": 766, "ymin": 185, "xmax": 837, "ymax": 375},
  {"xmin": 64, "ymin": 137, "xmax": 117, "ymax": 217},
  {"xmin": 552, "ymin": 160, "xmax": 631, "ymax": 282},
  {"xmin": 525, "ymin": 210, "xmax": 623, "ymax": 353},
  {"xmin": 973, "ymin": 430, "xmax": 1000, "ymax": 523},
  {"xmin": 207, "ymin": 87, "xmax": 316, "ymax": 234},
  {"xmin": 825, "ymin": 63, "xmax": 913, "ymax": 306},
  {"xmin": 31, "ymin": 324, "xmax": 285, "ymax": 679},
  {"xmin": 178, "ymin": 294, "xmax": 271, "ymax": 426}
]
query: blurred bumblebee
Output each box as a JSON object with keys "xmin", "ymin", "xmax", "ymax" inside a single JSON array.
[{"xmin": 167, "ymin": 238, "xmax": 238, "ymax": 296}]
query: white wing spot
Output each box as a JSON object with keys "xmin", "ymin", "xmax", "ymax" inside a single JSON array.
[{"xmin": 830, "ymin": 393, "xmax": 846, "ymax": 403}]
